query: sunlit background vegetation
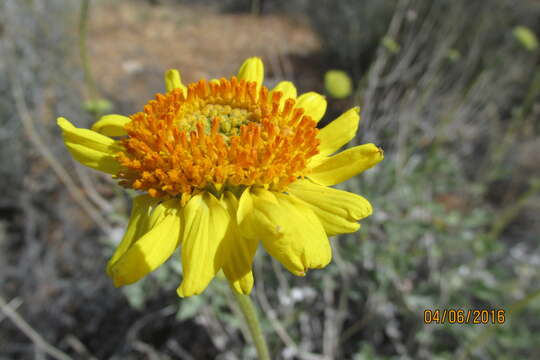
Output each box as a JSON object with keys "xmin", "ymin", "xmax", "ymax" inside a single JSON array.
[{"xmin": 1, "ymin": 0, "xmax": 540, "ymax": 359}]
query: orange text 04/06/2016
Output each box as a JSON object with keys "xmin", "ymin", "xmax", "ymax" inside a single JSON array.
[{"xmin": 423, "ymin": 309, "xmax": 506, "ymax": 325}]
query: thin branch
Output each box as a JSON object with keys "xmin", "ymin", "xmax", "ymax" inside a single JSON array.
[
  {"xmin": 0, "ymin": 295, "xmax": 72, "ymax": 360},
  {"xmin": 64, "ymin": 335, "xmax": 98, "ymax": 360},
  {"xmin": 254, "ymin": 259, "xmax": 327, "ymax": 360},
  {"xmin": 9, "ymin": 70, "xmax": 113, "ymax": 235},
  {"xmin": 322, "ymin": 240, "xmax": 352, "ymax": 358},
  {"xmin": 166, "ymin": 339, "xmax": 196, "ymax": 360},
  {"xmin": 0, "ymin": 296, "xmax": 23, "ymax": 324},
  {"xmin": 74, "ymin": 164, "xmax": 113, "ymax": 213}
]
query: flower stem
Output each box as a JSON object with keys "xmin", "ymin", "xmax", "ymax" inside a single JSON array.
[{"xmin": 230, "ymin": 286, "xmax": 271, "ymax": 360}]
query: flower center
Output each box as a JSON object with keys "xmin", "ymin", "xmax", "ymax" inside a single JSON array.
[
  {"xmin": 178, "ymin": 103, "xmax": 252, "ymax": 137},
  {"xmin": 116, "ymin": 77, "xmax": 320, "ymax": 203}
]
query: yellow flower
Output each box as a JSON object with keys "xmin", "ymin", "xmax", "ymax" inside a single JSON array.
[{"xmin": 57, "ymin": 57, "xmax": 383, "ymax": 297}]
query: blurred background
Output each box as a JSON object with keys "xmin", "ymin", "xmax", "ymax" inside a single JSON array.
[{"xmin": 1, "ymin": 0, "xmax": 540, "ymax": 359}]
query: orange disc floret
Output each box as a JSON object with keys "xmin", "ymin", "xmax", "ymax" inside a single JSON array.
[{"xmin": 115, "ymin": 77, "xmax": 320, "ymax": 201}]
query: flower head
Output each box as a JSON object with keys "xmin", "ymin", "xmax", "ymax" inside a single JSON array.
[{"xmin": 58, "ymin": 57, "xmax": 383, "ymax": 297}]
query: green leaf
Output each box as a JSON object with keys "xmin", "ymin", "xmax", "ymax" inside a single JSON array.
[
  {"xmin": 177, "ymin": 296, "xmax": 204, "ymax": 320},
  {"xmin": 83, "ymin": 98, "xmax": 113, "ymax": 116},
  {"xmin": 382, "ymin": 36, "xmax": 400, "ymax": 53},
  {"xmin": 447, "ymin": 48, "xmax": 461, "ymax": 62},
  {"xmin": 513, "ymin": 26, "xmax": 538, "ymax": 51},
  {"xmin": 324, "ymin": 70, "xmax": 353, "ymax": 99}
]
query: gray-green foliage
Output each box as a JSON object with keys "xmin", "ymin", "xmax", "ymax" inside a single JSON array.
[{"xmin": 324, "ymin": 0, "xmax": 540, "ymax": 358}]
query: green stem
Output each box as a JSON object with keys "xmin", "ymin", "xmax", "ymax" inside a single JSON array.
[
  {"xmin": 230, "ymin": 286, "xmax": 271, "ymax": 360},
  {"xmin": 79, "ymin": 0, "xmax": 98, "ymax": 100}
]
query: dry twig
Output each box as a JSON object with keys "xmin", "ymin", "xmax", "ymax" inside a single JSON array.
[
  {"xmin": 254, "ymin": 259, "xmax": 327, "ymax": 360},
  {"xmin": 9, "ymin": 69, "xmax": 113, "ymax": 235},
  {"xmin": 0, "ymin": 295, "xmax": 72, "ymax": 360}
]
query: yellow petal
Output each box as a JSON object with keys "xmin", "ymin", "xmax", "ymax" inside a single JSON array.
[
  {"xmin": 164, "ymin": 69, "xmax": 187, "ymax": 95},
  {"xmin": 287, "ymin": 179, "xmax": 372, "ymax": 236},
  {"xmin": 309, "ymin": 143, "xmax": 384, "ymax": 186},
  {"xmin": 106, "ymin": 195, "xmax": 160, "ymax": 276},
  {"xmin": 271, "ymin": 81, "xmax": 297, "ymax": 103},
  {"xmin": 109, "ymin": 198, "xmax": 182, "ymax": 287},
  {"xmin": 238, "ymin": 188, "xmax": 331, "ymax": 276},
  {"xmin": 318, "ymin": 107, "xmax": 360, "ymax": 157},
  {"xmin": 57, "ymin": 117, "xmax": 122, "ymax": 174},
  {"xmin": 178, "ymin": 192, "xmax": 230, "ymax": 297},
  {"xmin": 220, "ymin": 191, "xmax": 258, "ymax": 294},
  {"xmin": 91, "ymin": 114, "xmax": 130, "ymax": 136},
  {"xmin": 296, "ymin": 92, "xmax": 327, "ymax": 123},
  {"xmin": 237, "ymin": 57, "xmax": 264, "ymax": 85},
  {"xmin": 226, "ymin": 267, "xmax": 254, "ymax": 295}
]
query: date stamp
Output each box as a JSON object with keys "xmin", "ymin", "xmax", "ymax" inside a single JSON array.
[{"xmin": 424, "ymin": 309, "xmax": 506, "ymax": 324}]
